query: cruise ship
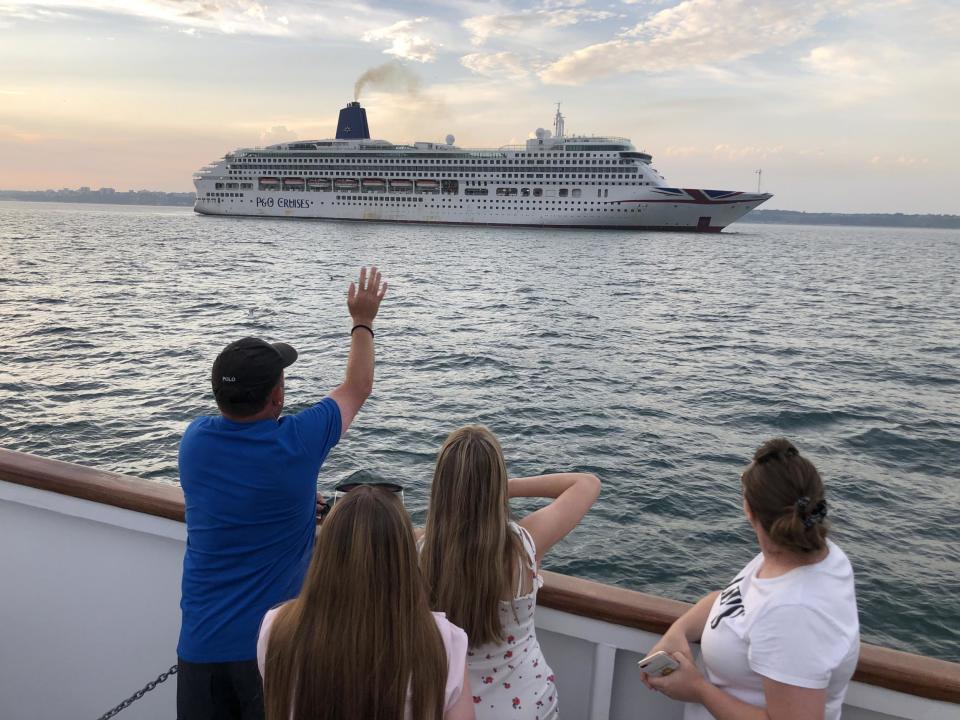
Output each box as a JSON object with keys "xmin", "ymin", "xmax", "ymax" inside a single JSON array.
[{"xmin": 194, "ymin": 102, "xmax": 772, "ymax": 232}]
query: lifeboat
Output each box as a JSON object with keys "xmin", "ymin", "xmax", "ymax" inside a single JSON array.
[
  {"xmin": 258, "ymin": 177, "xmax": 280, "ymax": 190},
  {"xmin": 389, "ymin": 179, "xmax": 413, "ymax": 192},
  {"xmin": 307, "ymin": 178, "xmax": 332, "ymax": 191},
  {"xmin": 361, "ymin": 178, "xmax": 386, "ymax": 192},
  {"xmin": 415, "ymin": 179, "xmax": 440, "ymax": 193},
  {"xmin": 334, "ymin": 178, "xmax": 359, "ymax": 191},
  {"xmin": 282, "ymin": 177, "xmax": 305, "ymax": 191}
]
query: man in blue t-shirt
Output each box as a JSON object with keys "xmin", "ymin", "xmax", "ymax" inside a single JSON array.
[{"xmin": 176, "ymin": 266, "xmax": 387, "ymax": 720}]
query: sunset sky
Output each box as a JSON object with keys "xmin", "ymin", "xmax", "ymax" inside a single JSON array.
[{"xmin": 1, "ymin": 0, "xmax": 958, "ymax": 213}]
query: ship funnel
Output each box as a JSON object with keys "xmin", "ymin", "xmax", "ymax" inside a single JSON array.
[{"xmin": 336, "ymin": 101, "xmax": 370, "ymax": 140}]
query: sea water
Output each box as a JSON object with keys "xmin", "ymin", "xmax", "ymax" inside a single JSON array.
[{"xmin": 1, "ymin": 201, "xmax": 958, "ymax": 661}]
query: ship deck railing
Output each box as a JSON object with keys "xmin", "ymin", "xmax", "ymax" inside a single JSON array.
[{"xmin": 1, "ymin": 447, "xmax": 958, "ymax": 719}]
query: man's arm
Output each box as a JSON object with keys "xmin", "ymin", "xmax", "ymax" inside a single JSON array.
[{"xmin": 329, "ymin": 266, "xmax": 387, "ymax": 434}]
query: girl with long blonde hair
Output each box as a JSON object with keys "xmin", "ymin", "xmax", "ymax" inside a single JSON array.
[
  {"xmin": 257, "ymin": 485, "xmax": 475, "ymax": 720},
  {"xmin": 420, "ymin": 425, "xmax": 601, "ymax": 719}
]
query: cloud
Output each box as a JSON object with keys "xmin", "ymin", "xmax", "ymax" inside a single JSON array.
[
  {"xmin": 463, "ymin": 7, "xmax": 615, "ymax": 46},
  {"xmin": 0, "ymin": 1, "xmax": 288, "ymax": 35},
  {"xmin": 711, "ymin": 143, "xmax": 784, "ymax": 160},
  {"xmin": 0, "ymin": 4, "xmax": 77, "ymax": 22},
  {"xmin": 800, "ymin": 40, "xmax": 933, "ymax": 105},
  {"xmin": 539, "ymin": 0, "xmax": 851, "ymax": 84},
  {"xmin": 870, "ymin": 154, "xmax": 930, "ymax": 167},
  {"xmin": 803, "ymin": 42, "xmax": 906, "ymax": 82},
  {"xmin": 661, "ymin": 145, "xmax": 702, "ymax": 158},
  {"xmin": 0, "ymin": 123, "xmax": 46, "ymax": 143},
  {"xmin": 661, "ymin": 144, "xmax": 785, "ymax": 160},
  {"xmin": 362, "ymin": 17, "xmax": 438, "ymax": 63},
  {"xmin": 259, "ymin": 125, "xmax": 298, "ymax": 144},
  {"xmin": 0, "ymin": 1, "xmax": 396, "ymax": 39},
  {"xmin": 460, "ymin": 51, "xmax": 531, "ymax": 80}
]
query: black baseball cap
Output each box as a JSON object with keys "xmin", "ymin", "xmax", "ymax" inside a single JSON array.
[{"xmin": 211, "ymin": 337, "xmax": 298, "ymax": 403}]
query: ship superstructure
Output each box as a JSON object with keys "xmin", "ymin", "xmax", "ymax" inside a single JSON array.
[{"xmin": 194, "ymin": 102, "xmax": 771, "ymax": 231}]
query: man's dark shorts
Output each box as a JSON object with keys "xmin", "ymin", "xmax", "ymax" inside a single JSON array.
[{"xmin": 177, "ymin": 658, "xmax": 264, "ymax": 720}]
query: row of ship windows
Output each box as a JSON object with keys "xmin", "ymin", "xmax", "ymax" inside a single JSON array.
[
  {"xmin": 234, "ymin": 151, "xmax": 621, "ymax": 162},
  {"xmin": 201, "ymin": 201, "xmax": 641, "ymax": 213},
  {"xmin": 210, "ymin": 184, "xmax": 625, "ymax": 200},
  {"xmin": 230, "ymin": 173, "xmax": 639, "ymax": 182},
  {"xmin": 234, "ymin": 185, "xmax": 590, "ymax": 197},
  {"xmin": 336, "ymin": 195, "xmax": 423, "ymax": 202},
  {"xmin": 202, "ymin": 192, "xmax": 635, "ymax": 207},
  {"xmin": 228, "ymin": 173, "xmax": 640, "ymax": 182},
  {"xmin": 221, "ymin": 175, "xmax": 650, "ymax": 184},
  {"xmin": 231, "ymin": 160, "xmax": 631, "ymax": 168},
  {"xmin": 228, "ymin": 166, "xmax": 637, "ymax": 174},
  {"xmin": 325, "ymin": 202, "xmax": 642, "ymax": 213}
]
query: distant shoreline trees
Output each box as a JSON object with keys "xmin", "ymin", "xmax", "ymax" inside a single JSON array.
[
  {"xmin": 743, "ymin": 209, "xmax": 959, "ymax": 229},
  {"xmin": 0, "ymin": 188, "xmax": 194, "ymax": 206}
]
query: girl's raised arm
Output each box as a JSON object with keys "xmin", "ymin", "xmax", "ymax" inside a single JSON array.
[{"xmin": 512, "ymin": 473, "xmax": 600, "ymax": 561}]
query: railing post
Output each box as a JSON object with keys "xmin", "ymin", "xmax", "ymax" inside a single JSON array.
[{"xmin": 590, "ymin": 642, "xmax": 617, "ymax": 719}]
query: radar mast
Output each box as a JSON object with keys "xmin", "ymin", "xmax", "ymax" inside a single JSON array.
[{"xmin": 553, "ymin": 103, "xmax": 565, "ymax": 139}]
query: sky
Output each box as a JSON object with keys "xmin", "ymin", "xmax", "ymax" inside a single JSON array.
[{"xmin": 1, "ymin": 0, "xmax": 958, "ymax": 213}]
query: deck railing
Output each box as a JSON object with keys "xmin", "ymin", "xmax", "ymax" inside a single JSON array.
[{"xmin": 1, "ymin": 446, "xmax": 958, "ymax": 705}]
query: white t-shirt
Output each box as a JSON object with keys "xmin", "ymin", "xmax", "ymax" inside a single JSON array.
[
  {"xmin": 685, "ymin": 540, "xmax": 860, "ymax": 720},
  {"xmin": 257, "ymin": 607, "xmax": 468, "ymax": 716}
]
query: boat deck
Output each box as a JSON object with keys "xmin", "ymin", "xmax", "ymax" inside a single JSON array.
[{"xmin": 1, "ymin": 448, "xmax": 957, "ymax": 719}]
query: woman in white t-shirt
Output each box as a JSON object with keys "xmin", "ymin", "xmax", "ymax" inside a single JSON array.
[
  {"xmin": 643, "ymin": 438, "xmax": 860, "ymax": 720},
  {"xmin": 257, "ymin": 485, "xmax": 475, "ymax": 720}
]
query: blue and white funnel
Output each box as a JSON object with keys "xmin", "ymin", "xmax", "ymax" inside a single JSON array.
[{"xmin": 336, "ymin": 101, "xmax": 370, "ymax": 140}]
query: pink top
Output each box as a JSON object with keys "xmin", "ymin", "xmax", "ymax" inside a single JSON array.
[{"xmin": 257, "ymin": 606, "xmax": 468, "ymax": 715}]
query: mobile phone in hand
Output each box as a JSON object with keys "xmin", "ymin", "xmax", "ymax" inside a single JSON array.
[{"xmin": 638, "ymin": 650, "xmax": 680, "ymax": 677}]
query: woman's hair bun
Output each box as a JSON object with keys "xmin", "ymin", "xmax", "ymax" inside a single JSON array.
[
  {"xmin": 753, "ymin": 438, "xmax": 799, "ymax": 464},
  {"xmin": 742, "ymin": 438, "xmax": 828, "ymax": 554}
]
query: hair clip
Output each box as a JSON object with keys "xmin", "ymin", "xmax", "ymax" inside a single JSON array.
[{"xmin": 801, "ymin": 499, "xmax": 828, "ymax": 528}]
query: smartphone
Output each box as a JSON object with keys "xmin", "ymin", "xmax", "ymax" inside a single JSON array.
[{"xmin": 638, "ymin": 650, "xmax": 680, "ymax": 676}]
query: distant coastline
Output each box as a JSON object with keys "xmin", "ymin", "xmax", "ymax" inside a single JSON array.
[
  {"xmin": 0, "ymin": 187, "xmax": 194, "ymax": 207},
  {"xmin": 2, "ymin": 188, "xmax": 957, "ymax": 228},
  {"xmin": 742, "ymin": 209, "xmax": 959, "ymax": 229}
]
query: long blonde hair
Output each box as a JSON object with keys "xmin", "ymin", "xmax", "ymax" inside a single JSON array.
[
  {"xmin": 264, "ymin": 486, "xmax": 447, "ymax": 720},
  {"xmin": 420, "ymin": 425, "xmax": 524, "ymax": 646}
]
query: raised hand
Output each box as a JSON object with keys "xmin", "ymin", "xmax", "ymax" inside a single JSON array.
[{"xmin": 347, "ymin": 266, "xmax": 387, "ymax": 327}]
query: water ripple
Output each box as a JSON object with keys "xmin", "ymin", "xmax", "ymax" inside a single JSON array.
[{"xmin": 0, "ymin": 201, "xmax": 958, "ymax": 662}]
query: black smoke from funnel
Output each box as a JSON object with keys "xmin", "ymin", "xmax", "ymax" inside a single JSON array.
[{"xmin": 354, "ymin": 62, "xmax": 421, "ymax": 101}]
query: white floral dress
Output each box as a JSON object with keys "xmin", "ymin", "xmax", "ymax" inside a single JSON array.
[{"xmin": 467, "ymin": 522, "xmax": 558, "ymax": 719}]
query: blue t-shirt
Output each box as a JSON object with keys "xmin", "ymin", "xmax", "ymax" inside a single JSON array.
[{"xmin": 177, "ymin": 397, "xmax": 341, "ymax": 662}]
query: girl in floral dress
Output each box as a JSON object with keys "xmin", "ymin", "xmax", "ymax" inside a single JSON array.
[{"xmin": 420, "ymin": 425, "xmax": 601, "ymax": 719}]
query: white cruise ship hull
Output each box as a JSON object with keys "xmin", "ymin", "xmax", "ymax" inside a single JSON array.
[{"xmin": 194, "ymin": 186, "xmax": 771, "ymax": 232}]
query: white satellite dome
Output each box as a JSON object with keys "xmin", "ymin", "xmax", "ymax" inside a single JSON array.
[
  {"xmin": 535, "ymin": 127, "xmax": 547, "ymax": 139},
  {"xmin": 445, "ymin": 134, "xmax": 455, "ymax": 145}
]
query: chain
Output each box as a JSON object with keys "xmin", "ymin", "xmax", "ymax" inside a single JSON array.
[{"xmin": 96, "ymin": 664, "xmax": 178, "ymax": 720}]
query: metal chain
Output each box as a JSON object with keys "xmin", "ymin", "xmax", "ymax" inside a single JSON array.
[{"xmin": 96, "ymin": 664, "xmax": 178, "ymax": 720}]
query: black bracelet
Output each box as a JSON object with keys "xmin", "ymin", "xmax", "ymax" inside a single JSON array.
[{"xmin": 351, "ymin": 324, "xmax": 375, "ymax": 338}]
